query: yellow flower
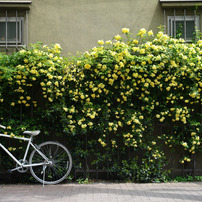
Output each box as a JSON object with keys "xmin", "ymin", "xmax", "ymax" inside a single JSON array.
[
  {"xmin": 133, "ymin": 39, "xmax": 138, "ymax": 44},
  {"xmin": 156, "ymin": 114, "xmax": 160, "ymax": 118},
  {"xmin": 84, "ymin": 64, "xmax": 91, "ymax": 70},
  {"xmin": 140, "ymin": 49, "xmax": 145, "ymax": 54},
  {"xmin": 105, "ymin": 40, "xmax": 112, "ymax": 45},
  {"xmin": 55, "ymin": 81, "xmax": 59, "ymax": 87},
  {"xmin": 122, "ymin": 28, "xmax": 130, "ymax": 34},
  {"xmin": 133, "ymin": 73, "xmax": 138, "ymax": 78},
  {"xmin": 77, "ymin": 60, "xmax": 81, "ymax": 66},
  {"xmin": 159, "ymin": 117, "xmax": 165, "ymax": 122},
  {"xmin": 63, "ymin": 107, "xmax": 68, "ymax": 112},
  {"xmin": 138, "ymin": 28, "xmax": 146, "ymax": 37},
  {"xmin": 48, "ymin": 97, "xmax": 53, "ymax": 102},
  {"xmin": 81, "ymin": 124, "xmax": 87, "ymax": 129},
  {"xmin": 20, "ymin": 50, "xmax": 26, "ymax": 54},
  {"xmin": 182, "ymin": 142, "xmax": 188, "ymax": 147},
  {"xmin": 10, "ymin": 133, "xmax": 15, "ymax": 138},
  {"xmin": 80, "ymin": 94, "xmax": 85, "ymax": 99},
  {"xmin": 144, "ymin": 83, "xmax": 149, "ymax": 87},
  {"xmin": 115, "ymin": 35, "xmax": 121, "ymax": 40},
  {"xmin": 186, "ymin": 158, "xmax": 191, "ymax": 162},
  {"xmin": 54, "ymin": 43, "xmax": 61, "ymax": 49},
  {"xmin": 40, "ymin": 82, "xmax": 45, "ymax": 86},
  {"xmin": 98, "ymin": 40, "xmax": 104, "ymax": 45},
  {"xmin": 47, "ymin": 81, "xmax": 52, "ymax": 86},
  {"xmin": 91, "ymin": 94, "xmax": 96, "ymax": 98},
  {"xmin": 148, "ymin": 30, "xmax": 154, "ymax": 36}
]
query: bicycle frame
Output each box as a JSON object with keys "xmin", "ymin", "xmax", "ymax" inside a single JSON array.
[{"xmin": 0, "ymin": 133, "xmax": 50, "ymax": 172}]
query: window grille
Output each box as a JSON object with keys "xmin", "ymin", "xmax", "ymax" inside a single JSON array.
[
  {"xmin": 0, "ymin": 1, "xmax": 31, "ymax": 51},
  {"xmin": 160, "ymin": 0, "xmax": 202, "ymax": 42}
]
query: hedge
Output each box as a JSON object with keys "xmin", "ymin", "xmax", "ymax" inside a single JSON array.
[{"xmin": 0, "ymin": 28, "xmax": 201, "ymax": 182}]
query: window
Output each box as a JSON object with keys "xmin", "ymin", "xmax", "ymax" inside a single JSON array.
[
  {"xmin": 0, "ymin": 1, "xmax": 32, "ymax": 50},
  {"xmin": 168, "ymin": 15, "xmax": 200, "ymax": 41},
  {"xmin": 0, "ymin": 17, "xmax": 24, "ymax": 44},
  {"xmin": 159, "ymin": 0, "xmax": 202, "ymax": 42}
]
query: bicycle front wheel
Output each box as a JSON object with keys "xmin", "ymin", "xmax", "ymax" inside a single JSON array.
[{"xmin": 29, "ymin": 141, "xmax": 72, "ymax": 185}]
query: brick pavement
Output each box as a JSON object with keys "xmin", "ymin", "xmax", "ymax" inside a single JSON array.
[{"xmin": 0, "ymin": 182, "xmax": 202, "ymax": 202}]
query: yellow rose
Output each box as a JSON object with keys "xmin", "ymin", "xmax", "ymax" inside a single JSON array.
[
  {"xmin": 115, "ymin": 35, "xmax": 121, "ymax": 40},
  {"xmin": 54, "ymin": 43, "xmax": 61, "ymax": 49},
  {"xmin": 140, "ymin": 49, "xmax": 145, "ymax": 54},
  {"xmin": 105, "ymin": 40, "xmax": 112, "ymax": 45},
  {"xmin": 10, "ymin": 133, "xmax": 15, "ymax": 138},
  {"xmin": 156, "ymin": 114, "xmax": 160, "ymax": 118},
  {"xmin": 122, "ymin": 28, "xmax": 130, "ymax": 34},
  {"xmin": 148, "ymin": 30, "xmax": 153, "ymax": 36},
  {"xmin": 133, "ymin": 39, "xmax": 138, "ymax": 44},
  {"xmin": 63, "ymin": 107, "xmax": 68, "ymax": 112},
  {"xmin": 98, "ymin": 40, "xmax": 104, "ymax": 45},
  {"xmin": 84, "ymin": 64, "xmax": 91, "ymax": 70}
]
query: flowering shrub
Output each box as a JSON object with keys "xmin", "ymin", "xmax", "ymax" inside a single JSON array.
[
  {"xmin": 0, "ymin": 28, "xmax": 201, "ymax": 182},
  {"xmin": 62, "ymin": 28, "xmax": 201, "ymax": 170}
]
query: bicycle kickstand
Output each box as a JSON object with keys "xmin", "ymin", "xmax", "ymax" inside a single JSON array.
[{"xmin": 42, "ymin": 164, "xmax": 47, "ymax": 187}]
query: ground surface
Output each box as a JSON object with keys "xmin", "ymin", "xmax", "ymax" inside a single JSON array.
[{"xmin": 0, "ymin": 182, "xmax": 202, "ymax": 202}]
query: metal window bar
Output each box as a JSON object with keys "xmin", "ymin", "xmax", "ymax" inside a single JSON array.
[
  {"xmin": 0, "ymin": 10, "xmax": 28, "ymax": 49},
  {"xmin": 174, "ymin": 9, "xmax": 176, "ymax": 38},
  {"xmin": 194, "ymin": 9, "xmax": 196, "ymax": 42},
  {"xmin": 16, "ymin": 10, "xmax": 18, "ymax": 50},
  {"xmin": 26, "ymin": 10, "xmax": 28, "ymax": 48},
  {"xmin": 184, "ymin": 9, "xmax": 186, "ymax": 42},
  {"xmin": 5, "ymin": 10, "xmax": 8, "ymax": 51},
  {"xmin": 164, "ymin": 9, "xmax": 166, "ymax": 33}
]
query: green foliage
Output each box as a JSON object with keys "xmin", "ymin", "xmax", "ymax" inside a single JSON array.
[
  {"xmin": 0, "ymin": 28, "xmax": 201, "ymax": 182},
  {"xmin": 172, "ymin": 175, "xmax": 202, "ymax": 182}
]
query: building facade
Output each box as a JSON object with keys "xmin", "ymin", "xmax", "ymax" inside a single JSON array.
[{"xmin": 0, "ymin": 0, "xmax": 202, "ymax": 54}]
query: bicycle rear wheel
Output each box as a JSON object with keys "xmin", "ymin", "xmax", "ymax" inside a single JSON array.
[{"xmin": 29, "ymin": 141, "xmax": 72, "ymax": 185}]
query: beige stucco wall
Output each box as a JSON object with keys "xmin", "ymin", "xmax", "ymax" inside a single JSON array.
[{"xmin": 28, "ymin": 0, "xmax": 163, "ymax": 54}]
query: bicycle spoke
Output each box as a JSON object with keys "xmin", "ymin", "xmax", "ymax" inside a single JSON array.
[{"xmin": 29, "ymin": 141, "xmax": 72, "ymax": 184}]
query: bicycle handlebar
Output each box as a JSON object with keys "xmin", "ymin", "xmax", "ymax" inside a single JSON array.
[{"xmin": 0, "ymin": 124, "xmax": 6, "ymax": 129}]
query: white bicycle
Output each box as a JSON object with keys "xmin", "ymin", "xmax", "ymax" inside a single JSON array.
[{"xmin": 0, "ymin": 124, "xmax": 72, "ymax": 185}]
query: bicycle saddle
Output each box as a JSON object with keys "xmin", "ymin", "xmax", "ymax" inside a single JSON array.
[{"xmin": 23, "ymin": 130, "xmax": 40, "ymax": 136}]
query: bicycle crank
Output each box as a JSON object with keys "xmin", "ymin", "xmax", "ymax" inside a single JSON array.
[{"xmin": 16, "ymin": 159, "xmax": 29, "ymax": 173}]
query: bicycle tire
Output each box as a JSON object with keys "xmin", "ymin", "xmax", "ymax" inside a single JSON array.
[{"xmin": 29, "ymin": 141, "xmax": 72, "ymax": 185}]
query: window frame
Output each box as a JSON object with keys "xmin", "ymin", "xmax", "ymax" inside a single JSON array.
[
  {"xmin": 0, "ymin": 16, "xmax": 24, "ymax": 45},
  {"xmin": 167, "ymin": 15, "xmax": 200, "ymax": 42}
]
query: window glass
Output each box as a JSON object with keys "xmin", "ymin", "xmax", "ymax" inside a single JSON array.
[
  {"xmin": 168, "ymin": 16, "xmax": 199, "ymax": 42},
  {"xmin": 0, "ymin": 22, "xmax": 6, "ymax": 42},
  {"xmin": 0, "ymin": 18, "xmax": 22, "ymax": 44},
  {"xmin": 186, "ymin": 21, "xmax": 195, "ymax": 40},
  {"xmin": 174, "ymin": 21, "xmax": 195, "ymax": 40}
]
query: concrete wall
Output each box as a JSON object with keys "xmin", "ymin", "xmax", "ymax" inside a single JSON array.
[
  {"xmin": 1, "ymin": 0, "xmax": 202, "ymax": 54},
  {"xmin": 28, "ymin": 0, "xmax": 163, "ymax": 54}
]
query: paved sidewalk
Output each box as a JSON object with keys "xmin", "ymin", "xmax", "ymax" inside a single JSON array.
[{"xmin": 0, "ymin": 182, "xmax": 202, "ymax": 202}]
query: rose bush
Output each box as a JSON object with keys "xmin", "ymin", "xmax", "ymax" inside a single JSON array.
[{"xmin": 0, "ymin": 28, "xmax": 201, "ymax": 182}]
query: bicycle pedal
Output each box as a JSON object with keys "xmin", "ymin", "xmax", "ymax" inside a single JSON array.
[{"xmin": 8, "ymin": 169, "xmax": 13, "ymax": 174}]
